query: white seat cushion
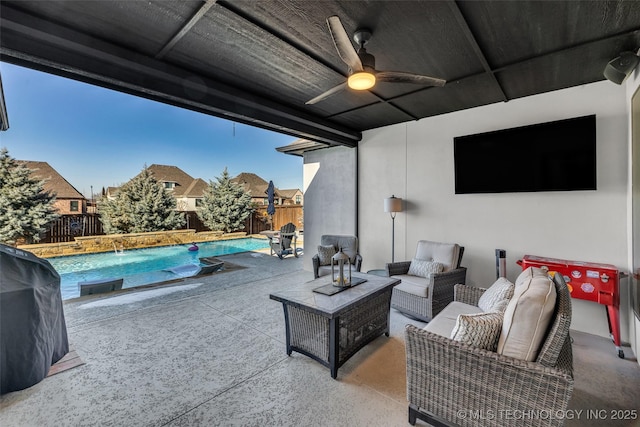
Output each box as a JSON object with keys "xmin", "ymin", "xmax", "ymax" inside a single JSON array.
[
  {"xmin": 320, "ymin": 235, "xmax": 358, "ymax": 264},
  {"xmin": 498, "ymin": 267, "xmax": 557, "ymax": 361},
  {"xmin": 515, "ymin": 265, "xmax": 549, "ymax": 287},
  {"xmin": 424, "ymin": 301, "xmax": 483, "ymax": 337},
  {"xmin": 394, "ymin": 274, "xmax": 431, "ymax": 298},
  {"xmin": 414, "ymin": 240, "xmax": 461, "ymax": 272}
]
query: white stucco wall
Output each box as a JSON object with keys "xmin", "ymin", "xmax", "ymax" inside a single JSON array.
[
  {"xmin": 303, "ymin": 146, "xmax": 358, "ymax": 272},
  {"xmin": 176, "ymin": 197, "xmax": 200, "ymax": 212},
  {"xmin": 358, "ymin": 80, "xmax": 629, "ymax": 340},
  {"xmin": 625, "ymin": 65, "xmax": 640, "ymax": 360}
]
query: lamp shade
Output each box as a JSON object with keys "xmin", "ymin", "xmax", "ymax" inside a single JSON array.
[{"xmin": 384, "ymin": 195, "xmax": 403, "ymax": 213}]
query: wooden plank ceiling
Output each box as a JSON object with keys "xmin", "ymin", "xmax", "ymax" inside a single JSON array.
[{"xmin": 2, "ymin": 1, "xmax": 640, "ymax": 147}]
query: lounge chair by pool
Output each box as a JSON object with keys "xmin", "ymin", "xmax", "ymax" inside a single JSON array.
[
  {"xmin": 197, "ymin": 262, "xmax": 224, "ymax": 275},
  {"xmin": 164, "ymin": 262, "xmax": 224, "ymax": 278},
  {"xmin": 78, "ymin": 278, "xmax": 124, "ymax": 296}
]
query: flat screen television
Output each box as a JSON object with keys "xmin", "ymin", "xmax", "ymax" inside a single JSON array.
[{"xmin": 453, "ymin": 115, "xmax": 596, "ymax": 194}]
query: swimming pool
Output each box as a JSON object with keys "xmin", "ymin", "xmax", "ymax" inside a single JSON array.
[{"xmin": 48, "ymin": 238, "xmax": 270, "ymax": 300}]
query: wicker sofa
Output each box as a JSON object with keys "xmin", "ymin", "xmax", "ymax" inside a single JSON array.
[
  {"xmin": 405, "ymin": 268, "xmax": 574, "ymax": 427},
  {"xmin": 387, "ymin": 240, "xmax": 467, "ymax": 321}
]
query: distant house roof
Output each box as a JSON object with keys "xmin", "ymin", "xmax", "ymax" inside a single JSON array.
[
  {"xmin": 133, "ymin": 164, "xmax": 205, "ymax": 198},
  {"xmin": 232, "ymin": 172, "xmax": 283, "ymax": 198},
  {"xmin": 146, "ymin": 164, "xmax": 193, "ymax": 195},
  {"xmin": 278, "ymin": 189, "xmax": 302, "ymax": 199},
  {"xmin": 183, "ymin": 178, "xmax": 208, "ymax": 197},
  {"xmin": 232, "ymin": 172, "xmax": 267, "ymax": 189},
  {"xmin": 20, "ymin": 160, "xmax": 85, "ymax": 199}
]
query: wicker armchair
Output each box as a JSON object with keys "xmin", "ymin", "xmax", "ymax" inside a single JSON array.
[
  {"xmin": 405, "ymin": 274, "xmax": 574, "ymax": 427},
  {"xmin": 312, "ymin": 235, "xmax": 363, "ymax": 279},
  {"xmin": 387, "ymin": 240, "xmax": 466, "ymax": 321}
]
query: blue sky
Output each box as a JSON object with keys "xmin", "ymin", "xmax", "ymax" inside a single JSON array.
[{"xmin": 0, "ymin": 62, "xmax": 302, "ymax": 198}]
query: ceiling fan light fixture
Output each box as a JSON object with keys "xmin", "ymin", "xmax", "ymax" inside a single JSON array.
[
  {"xmin": 348, "ymin": 71, "xmax": 376, "ymax": 90},
  {"xmin": 306, "ymin": 15, "xmax": 445, "ymax": 105}
]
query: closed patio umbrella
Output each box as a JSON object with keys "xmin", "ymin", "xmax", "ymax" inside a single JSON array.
[{"xmin": 266, "ymin": 180, "xmax": 275, "ymax": 229}]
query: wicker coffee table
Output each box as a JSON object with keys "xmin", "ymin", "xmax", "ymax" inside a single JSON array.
[{"xmin": 269, "ymin": 273, "xmax": 400, "ymax": 379}]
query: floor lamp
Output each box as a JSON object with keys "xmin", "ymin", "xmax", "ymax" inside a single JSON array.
[{"xmin": 384, "ymin": 195, "xmax": 403, "ymax": 263}]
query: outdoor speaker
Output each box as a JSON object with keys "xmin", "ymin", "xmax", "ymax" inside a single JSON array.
[{"xmin": 604, "ymin": 51, "xmax": 640, "ymax": 85}]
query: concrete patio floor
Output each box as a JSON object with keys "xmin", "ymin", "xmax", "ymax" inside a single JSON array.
[{"xmin": 1, "ymin": 251, "xmax": 639, "ymax": 426}]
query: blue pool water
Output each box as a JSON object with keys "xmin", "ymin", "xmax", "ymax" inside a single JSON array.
[{"xmin": 48, "ymin": 238, "xmax": 269, "ymax": 300}]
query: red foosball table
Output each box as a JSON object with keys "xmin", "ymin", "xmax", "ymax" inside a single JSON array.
[{"xmin": 518, "ymin": 255, "xmax": 624, "ymax": 358}]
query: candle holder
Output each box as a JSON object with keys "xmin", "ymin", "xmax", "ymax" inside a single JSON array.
[{"xmin": 331, "ymin": 247, "xmax": 352, "ymax": 287}]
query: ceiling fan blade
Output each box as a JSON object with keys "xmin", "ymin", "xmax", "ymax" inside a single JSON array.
[
  {"xmin": 327, "ymin": 16, "xmax": 363, "ymax": 72},
  {"xmin": 306, "ymin": 82, "xmax": 347, "ymax": 105},
  {"xmin": 376, "ymin": 71, "xmax": 446, "ymax": 87}
]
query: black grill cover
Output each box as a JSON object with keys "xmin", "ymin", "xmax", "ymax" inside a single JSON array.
[{"xmin": 0, "ymin": 244, "xmax": 69, "ymax": 394}]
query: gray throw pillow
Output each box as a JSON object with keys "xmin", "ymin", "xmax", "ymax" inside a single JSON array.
[
  {"xmin": 450, "ymin": 312, "xmax": 503, "ymax": 351},
  {"xmin": 408, "ymin": 258, "xmax": 444, "ymax": 278},
  {"xmin": 317, "ymin": 245, "xmax": 336, "ymax": 266}
]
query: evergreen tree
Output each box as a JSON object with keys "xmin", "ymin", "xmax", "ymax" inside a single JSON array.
[
  {"xmin": 98, "ymin": 189, "xmax": 133, "ymax": 234},
  {"xmin": 198, "ymin": 168, "xmax": 253, "ymax": 233},
  {"xmin": 0, "ymin": 147, "xmax": 59, "ymax": 245},
  {"xmin": 99, "ymin": 165, "xmax": 185, "ymax": 234}
]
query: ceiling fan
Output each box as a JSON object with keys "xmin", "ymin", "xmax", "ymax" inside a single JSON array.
[{"xmin": 306, "ymin": 16, "xmax": 446, "ymax": 105}]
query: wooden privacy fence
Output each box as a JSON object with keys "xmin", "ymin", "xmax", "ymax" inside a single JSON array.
[
  {"xmin": 249, "ymin": 205, "xmax": 304, "ymax": 233},
  {"xmin": 43, "ymin": 214, "xmax": 104, "ymax": 243},
  {"xmin": 184, "ymin": 206, "xmax": 303, "ymax": 234},
  {"xmin": 183, "ymin": 212, "xmax": 208, "ymax": 233},
  {"xmin": 41, "ymin": 206, "xmax": 304, "ymax": 243}
]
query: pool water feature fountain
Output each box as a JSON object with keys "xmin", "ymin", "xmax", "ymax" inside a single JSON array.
[
  {"xmin": 112, "ymin": 242, "xmax": 124, "ymax": 255},
  {"xmin": 49, "ymin": 238, "xmax": 269, "ymax": 300}
]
